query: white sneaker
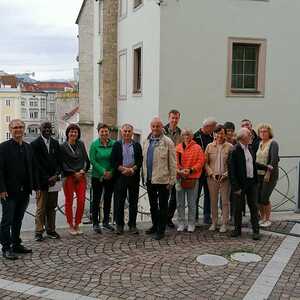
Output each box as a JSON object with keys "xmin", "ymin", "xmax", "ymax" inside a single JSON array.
[
  {"xmin": 209, "ymin": 224, "xmax": 216, "ymax": 231},
  {"xmin": 187, "ymin": 225, "xmax": 195, "ymax": 232},
  {"xmin": 263, "ymin": 220, "xmax": 272, "ymax": 227},
  {"xmin": 259, "ymin": 220, "xmax": 265, "ymax": 226},
  {"xmin": 219, "ymin": 225, "xmax": 227, "ymax": 233},
  {"xmin": 177, "ymin": 224, "xmax": 185, "ymax": 232}
]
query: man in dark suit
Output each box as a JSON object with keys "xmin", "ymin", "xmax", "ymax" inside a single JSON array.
[
  {"xmin": 0, "ymin": 119, "xmax": 40, "ymax": 260},
  {"xmin": 111, "ymin": 124, "xmax": 143, "ymax": 235},
  {"xmin": 31, "ymin": 122, "xmax": 61, "ymax": 242},
  {"xmin": 228, "ymin": 128, "xmax": 260, "ymax": 240}
]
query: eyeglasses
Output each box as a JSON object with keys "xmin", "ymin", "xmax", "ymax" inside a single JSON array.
[{"xmin": 11, "ymin": 126, "xmax": 24, "ymax": 130}]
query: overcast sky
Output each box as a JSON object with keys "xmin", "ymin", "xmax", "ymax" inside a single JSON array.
[{"xmin": 0, "ymin": 0, "xmax": 83, "ymax": 81}]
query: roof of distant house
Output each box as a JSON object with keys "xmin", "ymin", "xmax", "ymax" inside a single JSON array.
[
  {"xmin": 22, "ymin": 82, "xmax": 73, "ymax": 92},
  {"xmin": 76, "ymin": 0, "xmax": 87, "ymax": 24},
  {"xmin": 0, "ymin": 75, "xmax": 17, "ymax": 88}
]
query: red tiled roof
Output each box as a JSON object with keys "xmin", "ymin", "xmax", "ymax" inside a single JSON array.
[
  {"xmin": 21, "ymin": 82, "xmax": 73, "ymax": 92},
  {"xmin": 0, "ymin": 75, "xmax": 17, "ymax": 88}
]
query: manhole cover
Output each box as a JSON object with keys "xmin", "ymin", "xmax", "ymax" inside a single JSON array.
[
  {"xmin": 196, "ymin": 254, "xmax": 229, "ymax": 266},
  {"xmin": 231, "ymin": 252, "xmax": 262, "ymax": 263}
]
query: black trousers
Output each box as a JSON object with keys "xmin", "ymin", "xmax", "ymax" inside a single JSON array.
[
  {"xmin": 233, "ymin": 179, "xmax": 259, "ymax": 233},
  {"xmin": 147, "ymin": 182, "xmax": 169, "ymax": 234},
  {"xmin": 114, "ymin": 175, "xmax": 140, "ymax": 228},
  {"xmin": 167, "ymin": 186, "xmax": 176, "ymax": 222},
  {"xmin": 196, "ymin": 173, "xmax": 211, "ymax": 221},
  {"xmin": 0, "ymin": 191, "xmax": 29, "ymax": 252},
  {"xmin": 91, "ymin": 177, "xmax": 114, "ymax": 225}
]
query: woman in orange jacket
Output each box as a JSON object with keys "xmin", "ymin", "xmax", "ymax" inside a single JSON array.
[{"xmin": 176, "ymin": 129, "xmax": 205, "ymax": 232}]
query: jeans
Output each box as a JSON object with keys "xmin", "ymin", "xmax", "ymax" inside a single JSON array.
[
  {"xmin": 196, "ymin": 172, "xmax": 211, "ymax": 222},
  {"xmin": 114, "ymin": 175, "xmax": 140, "ymax": 228},
  {"xmin": 176, "ymin": 181, "xmax": 198, "ymax": 226},
  {"xmin": 147, "ymin": 182, "xmax": 169, "ymax": 234},
  {"xmin": 167, "ymin": 186, "xmax": 176, "ymax": 222},
  {"xmin": 0, "ymin": 191, "xmax": 29, "ymax": 251},
  {"xmin": 91, "ymin": 177, "xmax": 114, "ymax": 225}
]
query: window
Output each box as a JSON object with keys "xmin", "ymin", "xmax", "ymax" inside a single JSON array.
[
  {"xmin": 29, "ymin": 101, "xmax": 34, "ymax": 107},
  {"xmin": 21, "ymin": 101, "xmax": 25, "ymax": 106},
  {"xmin": 133, "ymin": 0, "xmax": 142, "ymax": 9},
  {"xmin": 29, "ymin": 110, "xmax": 38, "ymax": 119},
  {"xmin": 5, "ymin": 99, "xmax": 10, "ymax": 106},
  {"xmin": 133, "ymin": 44, "xmax": 142, "ymax": 95},
  {"xmin": 21, "ymin": 108, "xmax": 27, "ymax": 119},
  {"xmin": 6, "ymin": 132, "xmax": 11, "ymax": 140},
  {"xmin": 49, "ymin": 103, "xmax": 55, "ymax": 112},
  {"xmin": 41, "ymin": 100, "xmax": 46, "ymax": 108},
  {"xmin": 118, "ymin": 49, "xmax": 127, "ymax": 100},
  {"xmin": 119, "ymin": 0, "xmax": 127, "ymax": 19},
  {"xmin": 227, "ymin": 37, "xmax": 267, "ymax": 97},
  {"xmin": 5, "ymin": 116, "xmax": 11, "ymax": 123},
  {"xmin": 41, "ymin": 109, "xmax": 46, "ymax": 119},
  {"xmin": 34, "ymin": 101, "xmax": 38, "ymax": 107}
]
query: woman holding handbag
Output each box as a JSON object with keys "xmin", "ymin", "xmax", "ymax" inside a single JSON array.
[
  {"xmin": 176, "ymin": 129, "xmax": 205, "ymax": 232},
  {"xmin": 205, "ymin": 124, "xmax": 233, "ymax": 233}
]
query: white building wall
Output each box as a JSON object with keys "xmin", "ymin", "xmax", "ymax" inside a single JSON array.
[
  {"xmin": 159, "ymin": 0, "xmax": 300, "ymax": 156},
  {"xmin": 117, "ymin": 0, "xmax": 161, "ymax": 139}
]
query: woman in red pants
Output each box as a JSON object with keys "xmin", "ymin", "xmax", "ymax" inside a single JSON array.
[{"xmin": 60, "ymin": 124, "xmax": 90, "ymax": 235}]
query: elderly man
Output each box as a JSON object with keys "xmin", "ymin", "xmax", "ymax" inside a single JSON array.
[
  {"xmin": 194, "ymin": 117, "xmax": 217, "ymax": 224},
  {"xmin": 240, "ymin": 119, "xmax": 260, "ymax": 154},
  {"xmin": 0, "ymin": 120, "xmax": 40, "ymax": 260},
  {"xmin": 111, "ymin": 124, "xmax": 143, "ymax": 235},
  {"xmin": 31, "ymin": 122, "xmax": 61, "ymax": 242},
  {"xmin": 228, "ymin": 128, "xmax": 260, "ymax": 240},
  {"xmin": 163, "ymin": 109, "xmax": 182, "ymax": 228},
  {"xmin": 143, "ymin": 117, "xmax": 176, "ymax": 240}
]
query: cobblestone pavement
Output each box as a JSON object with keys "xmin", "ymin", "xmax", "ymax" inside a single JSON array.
[
  {"xmin": 269, "ymin": 241, "xmax": 300, "ymax": 300},
  {"xmin": 0, "ymin": 224, "xmax": 287, "ymax": 300}
]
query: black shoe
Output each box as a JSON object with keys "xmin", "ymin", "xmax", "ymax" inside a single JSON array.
[
  {"xmin": 12, "ymin": 245, "xmax": 32, "ymax": 254},
  {"xmin": 128, "ymin": 226, "xmax": 139, "ymax": 234},
  {"xmin": 252, "ymin": 232, "xmax": 261, "ymax": 241},
  {"xmin": 93, "ymin": 225, "xmax": 102, "ymax": 234},
  {"xmin": 2, "ymin": 250, "xmax": 18, "ymax": 260},
  {"xmin": 167, "ymin": 220, "xmax": 175, "ymax": 228},
  {"xmin": 115, "ymin": 226, "xmax": 124, "ymax": 235},
  {"xmin": 35, "ymin": 233, "xmax": 44, "ymax": 242},
  {"xmin": 145, "ymin": 226, "xmax": 156, "ymax": 235},
  {"xmin": 47, "ymin": 231, "xmax": 60, "ymax": 239},
  {"xmin": 230, "ymin": 230, "xmax": 242, "ymax": 238},
  {"xmin": 154, "ymin": 232, "xmax": 165, "ymax": 240},
  {"xmin": 102, "ymin": 223, "xmax": 115, "ymax": 232}
]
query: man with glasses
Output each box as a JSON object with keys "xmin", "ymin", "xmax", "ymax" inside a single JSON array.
[
  {"xmin": 31, "ymin": 122, "xmax": 61, "ymax": 242},
  {"xmin": 0, "ymin": 119, "xmax": 40, "ymax": 260}
]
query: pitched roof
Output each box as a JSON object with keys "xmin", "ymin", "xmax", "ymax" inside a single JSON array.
[
  {"xmin": 0, "ymin": 75, "xmax": 17, "ymax": 88},
  {"xmin": 76, "ymin": 0, "xmax": 87, "ymax": 24},
  {"xmin": 22, "ymin": 82, "xmax": 73, "ymax": 92}
]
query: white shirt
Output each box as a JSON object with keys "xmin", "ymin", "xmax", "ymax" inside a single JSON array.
[
  {"xmin": 41, "ymin": 135, "xmax": 50, "ymax": 153},
  {"xmin": 240, "ymin": 143, "xmax": 254, "ymax": 178}
]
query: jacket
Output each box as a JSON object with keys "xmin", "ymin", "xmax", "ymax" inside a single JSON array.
[
  {"xmin": 228, "ymin": 143, "xmax": 258, "ymax": 192},
  {"xmin": 256, "ymin": 140, "xmax": 279, "ymax": 180},
  {"xmin": 0, "ymin": 139, "xmax": 39, "ymax": 194},
  {"xmin": 163, "ymin": 124, "xmax": 182, "ymax": 146},
  {"xmin": 89, "ymin": 138, "xmax": 115, "ymax": 179},
  {"xmin": 205, "ymin": 141, "xmax": 233, "ymax": 178},
  {"xmin": 176, "ymin": 140, "xmax": 205, "ymax": 179},
  {"xmin": 193, "ymin": 129, "xmax": 213, "ymax": 151},
  {"xmin": 111, "ymin": 139, "xmax": 143, "ymax": 180},
  {"xmin": 60, "ymin": 140, "xmax": 90, "ymax": 177},
  {"xmin": 143, "ymin": 134, "xmax": 176, "ymax": 185},
  {"xmin": 31, "ymin": 136, "xmax": 61, "ymax": 191}
]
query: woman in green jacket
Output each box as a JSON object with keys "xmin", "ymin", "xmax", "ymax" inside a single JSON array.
[{"xmin": 89, "ymin": 123, "xmax": 115, "ymax": 233}]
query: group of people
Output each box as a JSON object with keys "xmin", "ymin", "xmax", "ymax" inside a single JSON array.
[{"xmin": 0, "ymin": 111, "xmax": 279, "ymax": 260}]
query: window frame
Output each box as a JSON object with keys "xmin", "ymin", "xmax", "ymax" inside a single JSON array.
[
  {"xmin": 119, "ymin": 0, "xmax": 128, "ymax": 20},
  {"xmin": 227, "ymin": 37, "xmax": 267, "ymax": 97},
  {"xmin": 133, "ymin": 0, "xmax": 143, "ymax": 11},
  {"xmin": 118, "ymin": 49, "xmax": 128, "ymax": 100},
  {"xmin": 132, "ymin": 42, "xmax": 143, "ymax": 96}
]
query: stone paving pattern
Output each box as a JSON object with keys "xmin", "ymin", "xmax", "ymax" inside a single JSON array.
[{"xmin": 0, "ymin": 224, "xmax": 285, "ymax": 300}]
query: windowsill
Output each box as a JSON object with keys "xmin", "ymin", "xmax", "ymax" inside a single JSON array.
[
  {"xmin": 132, "ymin": 91, "xmax": 142, "ymax": 97},
  {"xmin": 226, "ymin": 90, "xmax": 265, "ymax": 98}
]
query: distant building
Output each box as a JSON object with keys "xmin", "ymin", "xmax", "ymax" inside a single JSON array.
[{"xmin": 0, "ymin": 75, "xmax": 21, "ymax": 142}]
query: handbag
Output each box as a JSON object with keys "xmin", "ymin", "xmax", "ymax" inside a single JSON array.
[{"xmin": 178, "ymin": 152, "xmax": 197, "ymax": 189}]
